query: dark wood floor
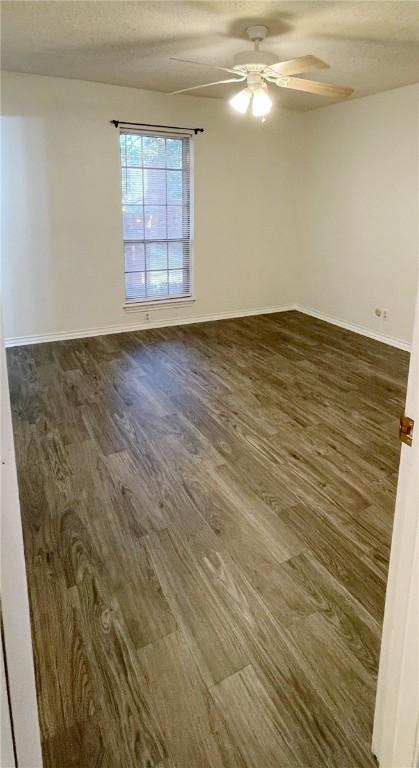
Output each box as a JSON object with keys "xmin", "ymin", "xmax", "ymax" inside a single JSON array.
[{"xmin": 8, "ymin": 311, "xmax": 409, "ymax": 768}]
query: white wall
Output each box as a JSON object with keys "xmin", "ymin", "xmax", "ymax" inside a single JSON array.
[
  {"xmin": 1, "ymin": 72, "xmax": 303, "ymax": 341},
  {"xmin": 301, "ymin": 84, "xmax": 418, "ymax": 346},
  {"xmin": 1, "ymin": 73, "xmax": 418, "ymax": 347}
]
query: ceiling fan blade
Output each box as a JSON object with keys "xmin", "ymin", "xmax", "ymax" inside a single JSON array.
[
  {"xmin": 169, "ymin": 76, "xmax": 246, "ymax": 96},
  {"xmin": 277, "ymin": 77, "xmax": 354, "ymax": 98},
  {"xmin": 269, "ymin": 55, "xmax": 330, "ymax": 77},
  {"xmin": 170, "ymin": 57, "xmax": 239, "ymax": 76}
]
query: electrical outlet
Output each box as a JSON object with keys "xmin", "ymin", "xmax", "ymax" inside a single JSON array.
[
  {"xmin": 144, "ymin": 312, "xmax": 150, "ymax": 322},
  {"xmin": 374, "ymin": 307, "xmax": 389, "ymax": 321}
]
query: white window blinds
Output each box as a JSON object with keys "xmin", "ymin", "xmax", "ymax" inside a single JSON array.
[{"xmin": 120, "ymin": 129, "xmax": 193, "ymax": 305}]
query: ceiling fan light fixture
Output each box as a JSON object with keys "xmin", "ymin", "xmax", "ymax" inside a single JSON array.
[
  {"xmin": 170, "ymin": 26, "xmax": 353, "ymax": 110},
  {"xmin": 252, "ymin": 84, "xmax": 272, "ymax": 117},
  {"xmin": 229, "ymin": 87, "xmax": 252, "ymax": 114}
]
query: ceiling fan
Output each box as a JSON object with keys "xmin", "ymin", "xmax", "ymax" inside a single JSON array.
[{"xmin": 169, "ymin": 25, "xmax": 354, "ymax": 118}]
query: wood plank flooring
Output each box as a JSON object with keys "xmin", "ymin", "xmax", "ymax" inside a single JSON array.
[{"xmin": 7, "ymin": 311, "xmax": 409, "ymax": 768}]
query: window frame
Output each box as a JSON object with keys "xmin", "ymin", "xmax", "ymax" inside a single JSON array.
[{"xmin": 119, "ymin": 127, "xmax": 195, "ymax": 311}]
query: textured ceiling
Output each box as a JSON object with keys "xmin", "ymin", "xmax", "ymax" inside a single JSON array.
[{"xmin": 1, "ymin": 1, "xmax": 419, "ymax": 111}]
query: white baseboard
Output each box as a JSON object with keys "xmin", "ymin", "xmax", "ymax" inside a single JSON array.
[
  {"xmin": 5, "ymin": 303, "xmax": 411, "ymax": 352},
  {"xmin": 4, "ymin": 304, "xmax": 295, "ymax": 347},
  {"xmin": 296, "ymin": 305, "xmax": 411, "ymax": 352}
]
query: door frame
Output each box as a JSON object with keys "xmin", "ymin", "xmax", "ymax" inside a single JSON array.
[
  {"xmin": 1, "ymin": 322, "xmax": 43, "ymax": 767},
  {"xmin": 1, "ymin": 621, "xmax": 17, "ymax": 768},
  {"xmin": 373, "ymin": 284, "xmax": 419, "ymax": 768}
]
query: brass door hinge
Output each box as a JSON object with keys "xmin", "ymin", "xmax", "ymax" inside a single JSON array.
[{"xmin": 400, "ymin": 415, "xmax": 414, "ymax": 447}]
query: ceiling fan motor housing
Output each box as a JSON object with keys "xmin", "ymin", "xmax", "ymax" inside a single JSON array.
[
  {"xmin": 234, "ymin": 25, "xmax": 278, "ymax": 72},
  {"xmin": 233, "ymin": 50, "xmax": 279, "ymax": 70}
]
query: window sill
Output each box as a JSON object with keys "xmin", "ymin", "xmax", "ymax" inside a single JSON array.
[{"xmin": 124, "ymin": 297, "xmax": 196, "ymax": 313}]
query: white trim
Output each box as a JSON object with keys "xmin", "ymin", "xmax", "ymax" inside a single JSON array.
[
  {"xmin": 296, "ymin": 305, "xmax": 411, "ymax": 352},
  {"xmin": 1, "ymin": 340, "xmax": 43, "ymax": 766},
  {"xmin": 5, "ymin": 304, "xmax": 412, "ymax": 350},
  {"xmin": 372, "ymin": 285, "xmax": 418, "ymax": 767},
  {"xmin": 124, "ymin": 297, "xmax": 196, "ymax": 312},
  {"xmin": 4, "ymin": 304, "xmax": 295, "ymax": 347}
]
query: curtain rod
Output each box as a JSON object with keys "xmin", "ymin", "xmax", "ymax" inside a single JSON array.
[{"xmin": 111, "ymin": 120, "xmax": 204, "ymax": 135}]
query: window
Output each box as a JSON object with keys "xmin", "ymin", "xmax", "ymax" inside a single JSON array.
[{"xmin": 119, "ymin": 129, "xmax": 193, "ymax": 306}]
